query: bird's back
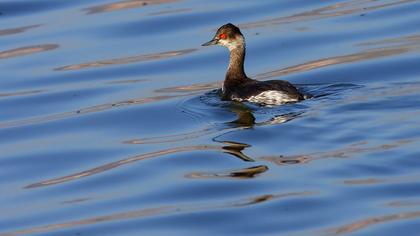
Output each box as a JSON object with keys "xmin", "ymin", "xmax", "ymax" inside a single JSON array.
[{"xmin": 228, "ymin": 79, "xmax": 304, "ymax": 105}]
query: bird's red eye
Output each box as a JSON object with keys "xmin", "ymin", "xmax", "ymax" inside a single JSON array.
[{"xmin": 219, "ymin": 33, "xmax": 227, "ymax": 39}]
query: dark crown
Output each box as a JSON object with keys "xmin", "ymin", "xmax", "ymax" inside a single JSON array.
[{"xmin": 216, "ymin": 23, "xmax": 243, "ymax": 38}]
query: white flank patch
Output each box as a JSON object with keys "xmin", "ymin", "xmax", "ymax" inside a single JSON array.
[{"xmin": 245, "ymin": 90, "xmax": 298, "ymax": 105}]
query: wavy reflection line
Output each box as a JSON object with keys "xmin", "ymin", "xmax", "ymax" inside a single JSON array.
[
  {"xmin": 1, "ymin": 191, "xmax": 316, "ymax": 236},
  {"xmin": 148, "ymin": 7, "xmax": 191, "ymax": 16},
  {"xmin": 26, "ymin": 141, "xmax": 255, "ymax": 189},
  {"xmin": 84, "ymin": 0, "xmax": 180, "ymax": 14},
  {"xmin": 0, "ymin": 93, "xmax": 199, "ymax": 129},
  {"xmin": 155, "ymin": 81, "xmax": 221, "ymax": 93},
  {"xmin": 388, "ymin": 199, "xmax": 420, "ymax": 208},
  {"xmin": 240, "ymin": 0, "xmax": 416, "ymax": 29},
  {"xmin": 61, "ymin": 198, "xmax": 91, "ymax": 205},
  {"xmin": 261, "ymin": 140, "xmax": 412, "ymax": 166},
  {"xmin": 324, "ymin": 211, "xmax": 420, "ymax": 235},
  {"xmin": 0, "ymin": 24, "xmax": 41, "ymax": 36},
  {"xmin": 0, "ymin": 89, "xmax": 45, "ymax": 98},
  {"xmin": 123, "ymin": 127, "xmax": 217, "ymax": 145},
  {"xmin": 54, "ymin": 48, "xmax": 196, "ymax": 71},
  {"xmin": 0, "ymin": 44, "xmax": 58, "ymax": 59},
  {"xmin": 347, "ymin": 82, "xmax": 420, "ymax": 103},
  {"xmin": 123, "ymin": 122, "xmax": 242, "ymax": 146},
  {"xmin": 256, "ymin": 47, "xmax": 409, "ymax": 80},
  {"xmin": 343, "ymin": 174, "xmax": 420, "ymax": 186},
  {"xmin": 106, "ymin": 78, "xmax": 148, "ymax": 84},
  {"xmin": 342, "ymin": 178, "xmax": 384, "ymax": 185},
  {"xmin": 0, "ymin": 206, "xmax": 171, "ymax": 236},
  {"xmin": 24, "ymin": 144, "xmax": 238, "ymax": 189},
  {"xmin": 185, "ymin": 165, "xmax": 269, "ymax": 179},
  {"xmin": 358, "ymin": 33, "xmax": 420, "ymax": 47}
]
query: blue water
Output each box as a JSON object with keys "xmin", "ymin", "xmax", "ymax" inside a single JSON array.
[{"xmin": 1, "ymin": 0, "xmax": 420, "ymax": 235}]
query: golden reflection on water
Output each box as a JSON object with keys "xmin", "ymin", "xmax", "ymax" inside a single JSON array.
[
  {"xmin": 24, "ymin": 145, "xmax": 222, "ymax": 188},
  {"xmin": 25, "ymin": 140, "xmax": 257, "ymax": 189},
  {"xmin": 348, "ymin": 82, "xmax": 420, "ymax": 102},
  {"xmin": 261, "ymin": 140, "xmax": 412, "ymax": 166},
  {"xmin": 343, "ymin": 174, "xmax": 420, "ymax": 186},
  {"xmin": 106, "ymin": 78, "xmax": 148, "ymax": 84},
  {"xmin": 252, "ymin": 11, "xmax": 420, "ymax": 80},
  {"xmin": 123, "ymin": 127, "xmax": 216, "ymax": 144},
  {"xmin": 154, "ymin": 81, "xmax": 221, "ymax": 93},
  {"xmin": 84, "ymin": 0, "xmax": 179, "ymax": 14},
  {"xmin": 185, "ymin": 165, "xmax": 268, "ymax": 179},
  {"xmin": 240, "ymin": 0, "xmax": 416, "ymax": 29},
  {"xmin": 256, "ymin": 48, "xmax": 409, "ymax": 80},
  {"xmin": 148, "ymin": 7, "xmax": 191, "ymax": 16},
  {"xmin": 357, "ymin": 33, "xmax": 420, "ymax": 48},
  {"xmin": 60, "ymin": 198, "xmax": 91, "ymax": 205},
  {"xmin": 0, "ymin": 89, "xmax": 45, "ymax": 98},
  {"xmin": 0, "ymin": 44, "xmax": 58, "ymax": 59},
  {"xmin": 0, "ymin": 92, "xmax": 199, "ymax": 129},
  {"xmin": 54, "ymin": 48, "xmax": 196, "ymax": 71},
  {"xmin": 0, "ymin": 24, "xmax": 41, "ymax": 36},
  {"xmin": 0, "ymin": 206, "xmax": 172, "ymax": 236},
  {"xmin": 324, "ymin": 211, "xmax": 420, "ymax": 235},
  {"xmin": 1, "ymin": 191, "xmax": 316, "ymax": 236},
  {"xmin": 342, "ymin": 178, "xmax": 385, "ymax": 185},
  {"xmin": 388, "ymin": 199, "xmax": 420, "ymax": 208}
]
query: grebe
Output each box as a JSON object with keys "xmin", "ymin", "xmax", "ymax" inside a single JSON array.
[{"xmin": 202, "ymin": 23, "xmax": 304, "ymax": 105}]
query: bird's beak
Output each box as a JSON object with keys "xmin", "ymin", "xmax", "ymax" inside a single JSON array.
[{"xmin": 202, "ymin": 38, "xmax": 218, "ymax": 46}]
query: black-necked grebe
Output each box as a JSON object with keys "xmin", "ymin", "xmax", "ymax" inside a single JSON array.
[{"xmin": 202, "ymin": 23, "xmax": 304, "ymax": 105}]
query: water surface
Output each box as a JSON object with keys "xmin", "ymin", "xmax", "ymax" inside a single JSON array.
[{"xmin": 1, "ymin": 0, "xmax": 420, "ymax": 235}]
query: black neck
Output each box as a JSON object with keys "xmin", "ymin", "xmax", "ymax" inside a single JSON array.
[{"xmin": 226, "ymin": 44, "xmax": 247, "ymax": 81}]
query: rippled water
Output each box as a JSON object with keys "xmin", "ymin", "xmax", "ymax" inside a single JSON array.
[{"xmin": 1, "ymin": 0, "xmax": 420, "ymax": 235}]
